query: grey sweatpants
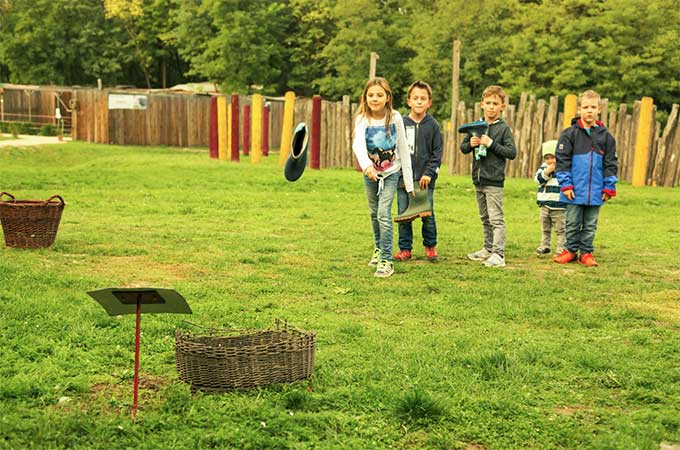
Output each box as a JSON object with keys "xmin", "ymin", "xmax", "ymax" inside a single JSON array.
[
  {"xmin": 475, "ymin": 185, "xmax": 506, "ymax": 257},
  {"xmin": 539, "ymin": 206, "xmax": 566, "ymax": 252}
]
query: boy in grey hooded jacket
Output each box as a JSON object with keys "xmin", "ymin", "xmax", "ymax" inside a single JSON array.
[{"xmin": 460, "ymin": 85, "xmax": 517, "ymax": 267}]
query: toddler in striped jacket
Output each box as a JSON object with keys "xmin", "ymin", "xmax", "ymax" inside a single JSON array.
[{"xmin": 534, "ymin": 140, "xmax": 566, "ymax": 256}]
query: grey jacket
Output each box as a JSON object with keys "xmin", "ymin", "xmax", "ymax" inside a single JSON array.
[{"xmin": 460, "ymin": 118, "xmax": 517, "ymax": 187}]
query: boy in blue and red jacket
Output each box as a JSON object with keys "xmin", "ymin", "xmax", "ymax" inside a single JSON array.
[{"xmin": 553, "ymin": 90, "xmax": 618, "ymax": 267}]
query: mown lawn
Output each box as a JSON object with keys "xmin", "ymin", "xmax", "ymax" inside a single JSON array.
[{"xmin": 1, "ymin": 142, "xmax": 679, "ymax": 450}]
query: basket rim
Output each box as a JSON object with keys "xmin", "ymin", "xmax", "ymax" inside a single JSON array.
[
  {"xmin": 176, "ymin": 327, "xmax": 316, "ymax": 343},
  {"xmin": 177, "ymin": 319, "xmax": 314, "ymax": 337},
  {"xmin": 0, "ymin": 192, "xmax": 65, "ymax": 206},
  {"xmin": 175, "ymin": 320, "xmax": 316, "ymax": 352},
  {"xmin": 0, "ymin": 200, "xmax": 65, "ymax": 206}
]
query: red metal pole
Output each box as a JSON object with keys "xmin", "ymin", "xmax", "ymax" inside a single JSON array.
[
  {"xmin": 209, "ymin": 96, "xmax": 218, "ymax": 159},
  {"xmin": 243, "ymin": 104, "xmax": 251, "ymax": 156},
  {"xmin": 311, "ymin": 95, "xmax": 321, "ymax": 169},
  {"xmin": 230, "ymin": 94, "xmax": 240, "ymax": 162},
  {"xmin": 262, "ymin": 104, "xmax": 270, "ymax": 156},
  {"xmin": 132, "ymin": 299, "xmax": 141, "ymax": 421}
]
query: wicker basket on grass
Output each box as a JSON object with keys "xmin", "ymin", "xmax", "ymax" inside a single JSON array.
[
  {"xmin": 175, "ymin": 319, "xmax": 316, "ymax": 393},
  {"xmin": 0, "ymin": 192, "xmax": 65, "ymax": 248}
]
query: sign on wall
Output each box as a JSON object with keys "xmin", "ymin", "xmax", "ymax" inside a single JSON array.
[{"xmin": 108, "ymin": 94, "xmax": 148, "ymax": 110}]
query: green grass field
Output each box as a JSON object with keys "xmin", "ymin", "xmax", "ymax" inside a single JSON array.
[{"xmin": 1, "ymin": 142, "xmax": 679, "ymax": 449}]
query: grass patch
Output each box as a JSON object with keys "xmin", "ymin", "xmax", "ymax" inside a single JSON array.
[{"xmin": 0, "ymin": 141, "xmax": 679, "ymax": 449}]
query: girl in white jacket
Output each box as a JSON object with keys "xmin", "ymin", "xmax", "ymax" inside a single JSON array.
[{"xmin": 352, "ymin": 77, "xmax": 414, "ymax": 278}]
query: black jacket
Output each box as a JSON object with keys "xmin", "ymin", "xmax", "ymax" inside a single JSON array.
[
  {"xmin": 460, "ymin": 118, "xmax": 517, "ymax": 187},
  {"xmin": 401, "ymin": 113, "xmax": 444, "ymax": 188}
]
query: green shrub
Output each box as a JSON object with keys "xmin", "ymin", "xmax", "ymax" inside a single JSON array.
[
  {"xmin": 39, "ymin": 124, "xmax": 57, "ymax": 136},
  {"xmin": 9, "ymin": 122, "xmax": 20, "ymax": 138},
  {"xmin": 0, "ymin": 121, "xmax": 38, "ymax": 135}
]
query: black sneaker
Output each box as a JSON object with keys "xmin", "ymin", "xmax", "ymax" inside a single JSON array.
[{"xmin": 535, "ymin": 247, "xmax": 551, "ymax": 256}]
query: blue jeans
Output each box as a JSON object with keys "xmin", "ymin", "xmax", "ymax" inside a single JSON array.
[
  {"xmin": 397, "ymin": 186, "xmax": 437, "ymax": 250},
  {"xmin": 565, "ymin": 204, "xmax": 600, "ymax": 254},
  {"xmin": 364, "ymin": 172, "xmax": 399, "ymax": 261}
]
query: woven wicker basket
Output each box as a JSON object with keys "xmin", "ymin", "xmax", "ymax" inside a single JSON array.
[
  {"xmin": 0, "ymin": 192, "xmax": 65, "ymax": 248},
  {"xmin": 176, "ymin": 319, "xmax": 316, "ymax": 393}
]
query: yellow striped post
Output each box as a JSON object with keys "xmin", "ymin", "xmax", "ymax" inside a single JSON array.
[
  {"xmin": 562, "ymin": 94, "xmax": 577, "ymax": 129},
  {"xmin": 632, "ymin": 96, "xmax": 654, "ymax": 187},
  {"xmin": 278, "ymin": 91, "xmax": 296, "ymax": 165},
  {"xmin": 251, "ymin": 94, "xmax": 263, "ymax": 163},
  {"xmin": 217, "ymin": 96, "xmax": 228, "ymax": 161}
]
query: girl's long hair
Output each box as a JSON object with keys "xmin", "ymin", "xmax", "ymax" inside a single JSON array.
[{"xmin": 357, "ymin": 77, "xmax": 394, "ymax": 135}]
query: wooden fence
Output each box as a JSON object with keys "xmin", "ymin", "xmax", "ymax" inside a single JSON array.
[
  {"xmin": 69, "ymin": 88, "xmax": 679, "ymax": 187},
  {"xmin": 284, "ymin": 95, "xmax": 356, "ymax": 169},
  {"xmin": 443, "ymin": 94, "xmax": 680, "ymax": 187},
  {"xmin": 0, "ymin": 84, "xmax": 73, "ymax": 132},
  {"xmin": 72, "ymin": 89, "xmax": 210, "ymax": 147}
]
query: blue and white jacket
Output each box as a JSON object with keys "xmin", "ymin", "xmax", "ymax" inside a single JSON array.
[
  {"xmin": 556, "ymin": 117, "xmax": 618, "ymax": 206},
  {"xmin": 534, "ymin": 163, "xmax": 566, "ymax": 209}
]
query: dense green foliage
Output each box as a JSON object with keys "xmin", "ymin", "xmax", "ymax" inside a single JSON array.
[
  {"xmin": 1, "ymin": 143, "xmax": 679, "ymax": 448},
  {"xmin": 1, "ymin": 0, "xmax": 680, "ymax": 112}
]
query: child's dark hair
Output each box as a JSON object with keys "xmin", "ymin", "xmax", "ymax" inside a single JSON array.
[
  {"xmin": 407, "ymin": 80, "xmax": 432, "ymax": 100},
  {"xmin": 358, "ymin": 77, "xmax": 394, "ymax": 134}
]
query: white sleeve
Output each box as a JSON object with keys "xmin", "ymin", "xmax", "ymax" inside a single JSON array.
[
  {"xmin": 394, "ymin": 113, "xmax": 414, "ymax": 193},
  {"xmin": 352, "ymin": 115, "xmax": 373, "ymax": 172}
]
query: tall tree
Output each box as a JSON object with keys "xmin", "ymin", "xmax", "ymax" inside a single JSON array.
[
  {"xmin": 401, "ymin": 0, "xmax": 521, "ymax": 118},
  {"xmin": 316, "ymin": 0, "xmax": 415, "ymax": 105},
  {"xmin": 286, "ymin": 0, "xmax": 336, "ymax": 97},
  {"xmin": 0, "ymin": 0, "xmax": 129, "ymax": 85},
  {"xmin": 104, "ymin": 0, "xmax": 182, "ymax": 88},
  {"xmin": 169, "ymin": 0, "xmax": 295, "ymax": 94}
]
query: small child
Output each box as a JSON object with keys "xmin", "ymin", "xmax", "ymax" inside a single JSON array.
[
  {"xmin": 554, "ymin": 89, "xmax": 618, "ymax": 267},
  {"xmin": 534, "ymin": 140, "xmax": 566, "ymax": 256},
  {"xmin": 352, "ymin": 77, "xmax": 414, "ymax": 278},
  {"xmin": 460, "ymin": 85, "xmax": 517, "ymax": 267},
  {"xmin": 395, "ymin": 80, "xmax": 443, "ymax": 262}
]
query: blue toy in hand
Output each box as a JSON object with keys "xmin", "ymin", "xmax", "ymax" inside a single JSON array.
[{"xmin": 458, "ymin": 120, "xmax": 489, "ymax": 159}]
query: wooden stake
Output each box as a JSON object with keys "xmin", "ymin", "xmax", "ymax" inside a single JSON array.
[
  {"xmin": 369, "ymin": 52, "xmax": 379, "ymax": 79},
  {"xmin": 632, "ymin": 97, "xmax": 654, "ymax": 187},
  {"xmin": 451, "ymin": 40, "xmax": 461, "ymax": 127},
  {"xmin": 562, "ymin": 94, "xmax": 577, "ymax": 129}
]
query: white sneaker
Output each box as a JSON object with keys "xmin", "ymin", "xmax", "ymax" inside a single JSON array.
[
  {"xmin": 482, "ymin": 253, "xmax": 506, "ymax": 267},
  {"xmin": 467, "ymin": 248, "xmax": 492, "ymax": 261},
  {"xmin": 368, "ymin": 248, "xmax": 380, "ymax": 266},
  {"xmin": 374, "ymin": 260, "xmax": 394, "ymax": 278}
]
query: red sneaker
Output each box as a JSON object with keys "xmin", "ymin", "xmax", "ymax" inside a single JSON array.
[
  {"xmin": 579, "ymin": 253, "xmax": 598, "ymax": 267},
  {"xmin": 394, "ymin": 249, "xmax": 412, "ymax": 261},
  {"xmin": 553, "ymin": 249, "xmax": 577, "ymax": 264},
  {"xmin": 425, "ymin": 246, "xmax": 438, "ymax": 262}
]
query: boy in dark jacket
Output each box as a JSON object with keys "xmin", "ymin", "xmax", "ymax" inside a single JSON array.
[
  {"xmin": 460, "ymin": 85, "xmax": 517, "ymax": 267},
  {"xmin": 553, "ymin": 90, "xmax": 618, "ymax": 267},
  {"xmin": 395, "ymin": 80, "xmax": 444, "ymax": 262}
]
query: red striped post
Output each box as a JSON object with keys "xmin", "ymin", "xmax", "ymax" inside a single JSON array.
[
  {"xmin": 311, "ymin": 95, "xmax": 321, "ymax": 169},
  {"xmin": 209, "ymin": 96, "xmax": 218, "ymax": 159},
  {"xmin": 132, "ymin": 300, "xmax": 141, "ymax": 421},
  {"xmin": 230, "ymin": 94, "xmax": 240, "ymax": 162},
  {"xmin": 262, "ymin": 104, "xmax": 270, "ymax": 156},
  {"xmin": 243, "ymin": 104, "xmax": 251, "ymax": 156}
]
